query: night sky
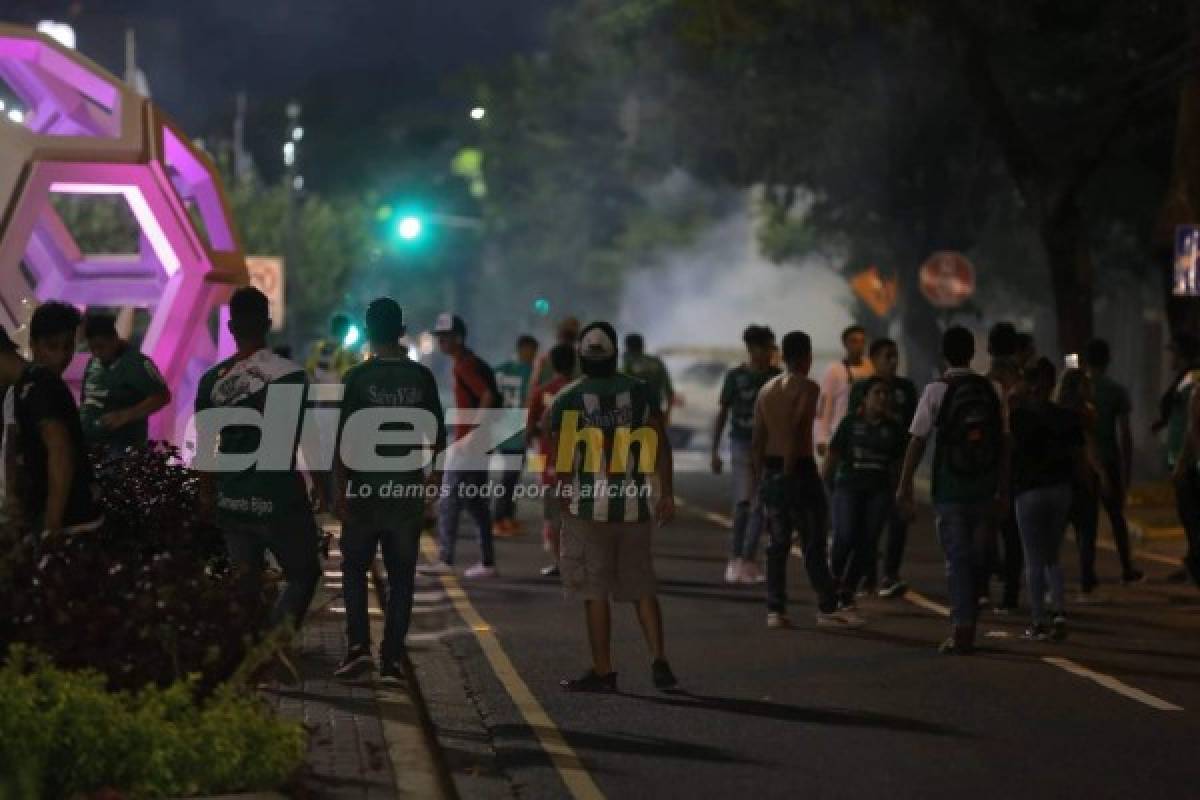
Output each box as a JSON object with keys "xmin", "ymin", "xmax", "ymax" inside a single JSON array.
[{"xmin": 2, "ymin": 0, "xmax": 568, "ymax": 187}]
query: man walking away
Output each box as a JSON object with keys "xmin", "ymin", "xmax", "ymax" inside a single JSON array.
[
  {"xmin": 424, "ymin": 313, "xmax": 501, "ymax": 578},
  {"xmin": 1161, "ymin": 332, "xmax": 1200, "ymax": 588},
  {"xmin": 897, "ymin": 326, "xmax": 1008, "ymax": 654},
  {"xmin": 334, "ymin": 298, "xmax": 445, "ymax": 683},
  {"xmin": 712, "ymin": 324, "xmax": 779, "ymax": 584},
  {"xmin": 550, "ymin": 321, "xmax": 678, "ymax": 692},
  {"xmin": 985, "ymin": 322, "xmax": 1022, "ymax": 612},
  {"xmin": 1080, "ymin": 339, "xmax": 1142, "ymax": 585},
  {"xmin": 527, "ymin": 343, "xmax": 577, "ymax": 577},
  {"xmin": 194, "ymin": 287, "xmax": 321, "ymax": 633},
  {"xmin": 80, "ymin": 313, "xmax": 171, "ymax": 456},
  {"xmin": 815, "ymin": 324, "xmax": 874, "ymax": 459},
  {"xmin": 847, "ymin": 338, "xmax": 919, "ymax": 597},
  {"xmin": 754, "ymin": 331, "xmax": 863, "ymax": 630},
  {"xmin": 493, "ymin": 334, "xmax": 538, "ymax": 536},
  {"xmin": 0, "ymin": 314, "xmax": 102, "ymax": 537},
  {"xmin": 623, "ymin": 333, "xmax": 675, "ymax": 424}
]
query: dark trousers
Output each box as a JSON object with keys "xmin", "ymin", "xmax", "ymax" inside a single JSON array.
[
  {"xmin": 223, "ymin": 513, "xmax": 321, "ymax": 631},
  {"xmin": 492, "ymin": 454, "xmax": 525, "ymax": 522},
  {"xmin": 340, "ymin": 513, "xmax": 422, "ymax": 661},
  {"xmin": 762, "ymin": 460, "xmax": 837, "ymax": 614},
  {"xmin": 438, "ymin": 470, "xmax": 495, "ymax": 566},
  {"xmin": 1071, "ymin": 460, "xmax": 1138, "ymax": 589},
  {"xmin": 999, "ymin": 511, "xmax": 1023, "ymax": 608},
  {"xmin": 1174, "ymin": 467, "xmax": 1200, "ymax": 586},
  {"xmin": 861, "ymin": 510, "xmax": 910, "ymax": 586},
  {"xmin": 831, "ymin": 485, "xmax": 893, "ymax": 604}
]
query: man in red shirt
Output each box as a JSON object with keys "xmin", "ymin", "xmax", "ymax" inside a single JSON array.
[
  {"xmin": 526, "ymin": 343, "xmax": 578, "ymax": 576},
  {"xmin": 422, "ymin": 313, "xmax": 502, "ymax": 578}
]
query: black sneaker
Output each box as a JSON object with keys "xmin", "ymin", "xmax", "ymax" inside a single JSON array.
[
  {"xmin": 334, "ymin": 645, "xmax": 373, "ymax": 679},
  {"xmin": 651, "ymin": 659, "xmax": 678, "ymax": 690},
  {"xmin": 1024, "ymin": 623, "xmax": 1051, "ymax": 641},
  {"xmin": 1121, "ymin": 569, "xmax": 1145, "ymax": 585},
  {"xmin": 1050, "ymin": 615, "xmax": 1068, "ymax": 642},
  {"xmin": 540, "ymin": 563, "xmax": 561, "ymax": 577},
  {"xmin": 938, "ymin": 636, "xmax": 974, "ymax": 655},
  {"xmin": 560, "ymin": 670, "xmax": 618, "ymax": 693},
  {"xmin": 379, "ymin": 656, "xmax": 409, "ymax": 686},
  {"xmin": 878, "ymin": 578, "xmax": 908, "ymax": 598}
]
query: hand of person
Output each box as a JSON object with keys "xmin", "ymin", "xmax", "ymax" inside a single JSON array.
[
  {"xmin": 1172, "ymin": 459, "xmax": 1188, "ymax": 484},
  {"xmin": 655, "ymin": 492, "xmax": 676, "ymax": 526},
  {"xmin": 894, "ymin": 489, "xmax": 915, "ymax": 522},
  {"xmin": 711, "ymin": 452, "xmax": 723, "ymax": 475},
  {"xmin": 99, "ymin": 410, "xmax": 129, "ymax": 431}
]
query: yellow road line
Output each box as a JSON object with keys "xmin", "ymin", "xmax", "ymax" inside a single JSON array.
[
  {"xmin": 1042, "ymin": 657, "xmax": 1184, "ymax": 712},
  {"xmin": 419, "ymin": 538, "xmax": 605, "ymax": 800}
]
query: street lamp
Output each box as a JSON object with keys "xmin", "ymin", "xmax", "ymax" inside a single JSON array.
[
  {"xmin": 470, "ymin": 106, "xmax": 486, "ymax": 121},
  {"xmin": 291, "ymin": 126, "xmax": 304, "ymax": 141}
]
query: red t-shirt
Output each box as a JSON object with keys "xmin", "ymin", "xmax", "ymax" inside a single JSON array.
[
  {"xmin": 527, "ymin": 374, "xmax": 572, "ymax": 484},
  {"xmin": 451, "ymin": 349, "xmax": 499, "ymax": 441}
]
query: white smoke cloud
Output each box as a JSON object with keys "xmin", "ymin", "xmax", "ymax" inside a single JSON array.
[{"xmin": 618, "ymin": 193, "xmax": 854, "ymax": 354}]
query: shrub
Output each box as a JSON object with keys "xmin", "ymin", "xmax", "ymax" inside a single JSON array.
[
  {"xmin": 0, "ymin": 443, "xmax": 274, "ymax": 692},
  {"xmin": 0, "ymin": 647, "xmax": 305, "ymax": 799}
]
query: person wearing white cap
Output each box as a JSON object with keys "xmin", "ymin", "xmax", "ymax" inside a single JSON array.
[
  {"xmin": 548, "ymin": 321, "xmax": 679, "ymax": 692},
  {"xmin": 421, "ymin": 312, "xmax": 503, "ymax": 578}
]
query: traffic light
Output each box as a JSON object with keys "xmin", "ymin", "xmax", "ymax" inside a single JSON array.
[
  {"xmin": 343, "ymin": 324, "xmax": 361, "ymax": 348},
  {"xmin": 533, "ymin": 297, "xmax": 551, "ymax": 316},
  {"xmin": 396, "ymin": 215, "xmax": 423, "ymax": 241}
]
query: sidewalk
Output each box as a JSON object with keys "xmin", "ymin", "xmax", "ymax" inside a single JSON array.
[{"xmin": 256, "ymin": 525, "xmax": 452, "ymax": 800}]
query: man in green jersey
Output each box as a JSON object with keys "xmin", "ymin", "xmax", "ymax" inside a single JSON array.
[
  {"xmin": 333, "ymin": 298, "xmax": 446, "ymax": 682},
  {"xmin": 1159, "ymin": 332, "xmax": 1200, "ymax": 588},
  {"xmin": 493, "ymin": 334, "xmax": 538, "ymax": 535},
  {"xmin": 550, "ymin": 321, "xmax": 678, "ymax": 693},
  {"xmin": 79, "ymin": 313, "xmax": 171, "ymax": 455},
  {"xmin": 712, "ymin": 324, "xmax": 779, "ymax": 585},
  {"xmin": 623, "ymin": 333, "xmax": 674, "ymax": 423},
  {"xmin": 194, "ymin": 287, "xmax": 320, "ymax": 632}
]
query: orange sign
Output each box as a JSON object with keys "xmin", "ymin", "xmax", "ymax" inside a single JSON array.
[
  {"xmin": 919, "ymin": 251, "xmax": 975, "ymax": 308},
  {"xmin": 246, "ymin": 256, "xmax": 285, "ymax": 331},
  {"xmin": 850, "ymin": 265, "xmax": 898, "ymax": 317}
]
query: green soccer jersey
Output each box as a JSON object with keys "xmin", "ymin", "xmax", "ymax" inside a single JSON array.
[
  {"xmin": 848, "ymin": 376, "xmax": 919, "ymax": 431},
  {"xmin": 494, "ymin": 359, "xmax": 533, "ymax": 453},
  {"xmin": 830, "ymin": 414, "xmax": 907, "ymax": 490},
  {"xmin": 80, "ymin": 345, "xmax": 168, "ymax": 448},
  {"xmin": 720, "ymin": 364, "xmax": 781, "ymax": 442},
  {"xmin": 339, "ymin": 356, "xmax": 445, "ymax": 520},
  {"xmin": 623, "ymin": 353, "xmax": 674, "ymax": 414},
  {"xmin": 194, "ymin": 348, "xmax": 309, "ymax": 525},
  {"xmin": 549, "ymin": 373, "xmax": 660, "ymax": 522}
]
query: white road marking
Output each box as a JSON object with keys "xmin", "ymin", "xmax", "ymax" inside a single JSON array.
[
  {"xmin": 1043, "ymin": 657, "xmax": 1184, "ymax": 712},
  {"xmin": 903, "ymin": 590, "xmax": 951, "ymax": 617}
]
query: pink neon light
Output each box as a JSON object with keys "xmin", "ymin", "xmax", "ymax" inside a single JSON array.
[{"xmin": 48, "ymin": 181, "xmax": 181, "ymax": 276}]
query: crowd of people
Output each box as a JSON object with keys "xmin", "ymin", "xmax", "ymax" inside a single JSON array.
[{"xmin": 1, "ymin": 291, "xmax": 1198, "ymax": 690}]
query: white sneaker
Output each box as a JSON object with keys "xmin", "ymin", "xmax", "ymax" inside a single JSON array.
[
  {"xmin": 766, "ymin": 611, "xmax": 791, "ymax": 629},
  {"xmin": 724, "ymin": 559, "xmax": 742, "ymax": 584},
  {"xmin": 816, "ymin": 608, "xmax": 867, "ymax": 629},
  {"xmin": 417, "ymin": 560, "xmax": 453, "ymax": 576},
  {"xmin": 738, "ymin": 561, "xmax": 766, "ymax": 584},
  {"xmin": 463, "ymin": 564, "xmax": 499, "ymax": 579}
]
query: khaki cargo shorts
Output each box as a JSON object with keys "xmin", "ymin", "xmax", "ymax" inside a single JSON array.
[{"xmin": 560, "ymin": 515, "xmax": 656, "ymax": 602}]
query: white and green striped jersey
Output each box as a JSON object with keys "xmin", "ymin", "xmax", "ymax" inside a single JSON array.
[{"xmin": 549, "ymin": 373, "xmax": 661, "ymax": 523}]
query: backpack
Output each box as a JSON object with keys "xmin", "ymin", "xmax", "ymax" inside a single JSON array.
[{"xmin": 934, "ymin": 373, "xmax": 1003, "ymax": 476}]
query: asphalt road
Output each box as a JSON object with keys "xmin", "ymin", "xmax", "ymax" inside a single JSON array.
[{"xmin": 416, "ymin": 456, "xmax": 1200, "ymax": 800}]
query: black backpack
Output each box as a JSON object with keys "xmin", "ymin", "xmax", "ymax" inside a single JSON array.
[{"xmin": 934, "ymin": 373, "xmax": 1003, "ymax": 476}]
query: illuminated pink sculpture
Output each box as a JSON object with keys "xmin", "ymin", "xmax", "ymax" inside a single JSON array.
[{"xmin": 0, "ymin": 24, "xmax": 248, "ymax": 444}]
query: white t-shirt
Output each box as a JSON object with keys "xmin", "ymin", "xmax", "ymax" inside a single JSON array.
[{"xmin": 816, "ymin": 359, "xmax": 874, "ymax": 446}]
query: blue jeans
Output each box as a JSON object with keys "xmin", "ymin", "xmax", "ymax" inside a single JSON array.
[
  {"xmin": 1015, "ymin": 483, "xmax": 1072, "ymax": 624},
  {"xmin": 831, "ymin": 485, "xmax": 893, "ymax": 604},
  {"xmin": 932, "ymin": 502, "xmax": 993, "ymax": 628},
  {"xmin": 729, "ymin": 438, "xmax": 764, "ymax": 560},
  {"xmin": 223, "ymin": 513, "xmax": 321, "ymax": 631},
  {"xmin": 438, "ymin": 470, "xmax": 495, "ymax": 566},
  {"xmin": 340, "ymin": 512, "xmax": 423, "ymax": 661},
  {"xmin": 762, "ymin": 459, "xmax": 837, "ymax": 614}
]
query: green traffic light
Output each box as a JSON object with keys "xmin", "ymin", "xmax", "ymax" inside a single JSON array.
[
  {"xmin": 533, "ymin": 297, "xmax": 550, "ymax": 316},
  {"xmin": 397, "ymin": 215, "xmax": 423, "ymax": 241}
]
